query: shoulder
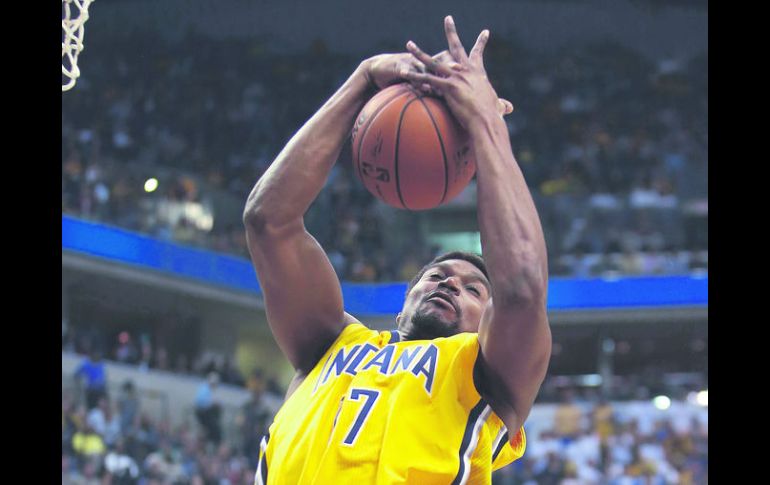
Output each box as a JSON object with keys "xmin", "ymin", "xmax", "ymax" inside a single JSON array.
[
  {"xmin": 284, "ymin": 316, "xmax": 381, "ymax": 399},
  {"xmin": 304, "ymin": 313, "xmax": 376, "ymax": 366},
  {"xmin": 314, "ymin": 316, "xmax": 379, "ymax": 357},
  {"xmin": 433, "ymin": 332, "xmax": 482, "ymax": 362},
  {"xmin": 316, "ymin": 318, "xmax": 404, "ymax": 359}
]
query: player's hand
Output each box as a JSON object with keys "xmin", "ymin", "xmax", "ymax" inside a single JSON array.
[
  {"xmin": 400, "ymin": 16, "xmax": 508, "ymax": 129},
  {"xmin": 361, "ymin": 53, "xmax": 425, "ymax": 91},
  {"xmin": 425, "ymin": 51, "xmax": 513, "ymax": 117},
  {"xmin": 360, "ymin": 51, "xmax": 463, "ymax": 91},
  {"xmin": 361, "ymin": 50, "xmax": 512, "ymax": 118}
]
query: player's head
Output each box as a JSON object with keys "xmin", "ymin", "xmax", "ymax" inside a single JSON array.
[{"xmin": 397, "ymin": 251, "xmax": 491, "ymax": 340}]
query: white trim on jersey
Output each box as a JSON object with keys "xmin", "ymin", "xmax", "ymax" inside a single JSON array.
[
  {"xmin": 490, "ymin": 425, "xmax": 509, "ymax": 463},
  {"xmin": 458, "ymin": 404, "xmax": 493, "ymax": 485},
  {"xmin": 255, "ymin": 435, "xmax": 269, "ymax": 485}
]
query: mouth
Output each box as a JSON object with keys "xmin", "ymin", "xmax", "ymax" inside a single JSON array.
[{"xmin": 425, "ymin": 291, "xmax": 458, "ymax": 313}]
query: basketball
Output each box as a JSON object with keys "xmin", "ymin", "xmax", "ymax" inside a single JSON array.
[{"xmin": 351, "ymin": 83, "xmax": 476, "ymax": 210}]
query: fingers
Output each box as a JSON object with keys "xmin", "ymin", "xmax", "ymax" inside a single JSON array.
[
  {"xmin": 432, "ymin": 50, "xmax": 452, "ymax": 63},
  {"xmin": 410, "ymin": 59, "xmax": 426, "ymax": 74},
  {"xmin": 399, "ymin": 67, "xmax": 452, "ymax": 92},
  {"xmin": 406, "ymin": 41, "xmax": 455, "ymax": 77},
  {"xmin": 395, "ymin": 58, "xmax": 429, "ymax": 91},
  {"xmin": 431, "ymin": 50, "xmax": 456, "ymax": 72},
  {"xmin": 430, "ymin": 50, "xmax": 463, "ymax": 82},
  {"xmin": 444, "ymin": 16, "xmax": 469, "ymax": 63},
  {"xmin": 420, "ymin": 83, "xmax": 444, "ymax": 97},
  {"xmin": 469, "ymin": 29, "xmax": 489, "ymax": 67},
  {"xmin": 418, "ymin": 82, "xmax": 444, "ymax": 97}
]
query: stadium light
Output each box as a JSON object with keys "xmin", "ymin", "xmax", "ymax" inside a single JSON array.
[
  {"xmin": 144, "ymin": 178, "xmax": 159, "ymax": 193},
  {"xmin": 653, "ymin": 395, "xmax": 671, "ymax": 410},
  {"xmin": 696, "ymin": 390, "xmax": 708, "ymax": 406}
]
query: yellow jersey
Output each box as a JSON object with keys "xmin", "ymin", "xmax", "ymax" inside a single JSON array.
[{"xmin": 256, "ymin": 321, "xmax": 526, "ymax": 484}]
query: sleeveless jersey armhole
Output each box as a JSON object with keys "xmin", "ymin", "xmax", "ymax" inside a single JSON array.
[{"xmin": 465, "ymin": 335, "xmax": 527, "ymax": 468}]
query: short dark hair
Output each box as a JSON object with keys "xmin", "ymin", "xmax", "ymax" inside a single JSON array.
[{"xmin": 405, "ymin": 251, "xmax": 489, "ymax": 297}]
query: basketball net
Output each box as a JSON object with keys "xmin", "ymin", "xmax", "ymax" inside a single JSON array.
[{"xmin": 62, "ymin": 0, "xmax": 95, "ymax": 92}]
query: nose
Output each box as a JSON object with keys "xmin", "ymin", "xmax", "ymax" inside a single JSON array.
[{"xmin": 438, "ymin": 276, "xmax": 461, "ymax": 295}]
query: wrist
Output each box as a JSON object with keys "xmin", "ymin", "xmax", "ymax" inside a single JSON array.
[
  {"xmin": 354, "ymin": 60, "xmax": 377, "ymax": 93},
  {"xmin": 466, "ymin": 111, "xmax": 507, "ymax": 140}
]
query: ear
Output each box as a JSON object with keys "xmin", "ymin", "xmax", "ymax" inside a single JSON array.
[{"xmin": 396, "ymin": 312, "xmax": 403, "ymax": 328}]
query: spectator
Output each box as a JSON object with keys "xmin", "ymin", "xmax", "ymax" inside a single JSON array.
[
  {"xmin": 559, "ymin": 461, "xmax": 583, "ymax": 485},
  {"xmin": 143, "ymin": 439, "xmax": 185, "ymax": 484},
  {"xmin": 87, "ymin": 396, "xmax": 122, "ymax": 447},
  {"xmin": 102, "ymin": 438, "xmax": 140, "ymax": 485},
  {"xmin": 133, "ymin": 414, "xmax": 161, "ymax": 460},
  {"xmin": 74, "ymin": 349, "xmax": 108, "ymax": 410},
  {"xmin": 236, "ymin": 370, "xmax": 275, "ymax": 465},
  {"xmin": 554, "ymin": 389, "xmax": 584, "ymax": 442},
  {"xmin": 137, "ymin": 334, "xmax": 153, "ymax": 372},
  {"xmin": 155, "ymin": 345, "xmax": 170, "ymax": 371},
  {"xmin": 62, "ymin": 452, "xmax": 77, "ymax": 484},
  {"xmin": 535, "ymin": 452, "xmax": 565, "ymax": 485},
  {"xmin": 72, "ymin": 421, "xmax": 107, "ymax": 463},
  {"xmin": 63, "ymin": 396, "xmax": 86, "ymax": 456},
  {"xmin": 117, "ymin": 380, "xmax": 140, "ymax": 435},
  {"xmin": 194, "ymin": 372, "xmax": 222, "ymax": 445},
  {"xmin": 114, "ymin": 331, "xmax": 138, "ymax": 364},
  {"xmin": 593, "ymin": 397, "xmax": 616, "ymax": 470},
  {"xmin": 221, "ymin": 356, "xmax": 244, "ymax": 386},
  {"xmin": 69, "ymin": 456, "xmax": 103, "ymax": 485}
]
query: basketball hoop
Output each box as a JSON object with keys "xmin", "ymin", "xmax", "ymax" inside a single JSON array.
[{"xmin": 62, "ymin": 0, "xmax": 95, "ymax": 92}]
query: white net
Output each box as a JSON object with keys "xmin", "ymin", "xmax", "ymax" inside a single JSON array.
[{"xmin": 62, "ymin": 0, "xmax": 95, "ymax": 92}]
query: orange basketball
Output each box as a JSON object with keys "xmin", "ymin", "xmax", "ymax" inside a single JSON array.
[{"xmin": 351, "ymin": 83, "xmax": 475, "ymax": 210}]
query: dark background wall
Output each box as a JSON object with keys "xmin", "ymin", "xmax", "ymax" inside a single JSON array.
[{"xmin": 91, "ymin": 0, "xmax": 707, "ymax": 60}]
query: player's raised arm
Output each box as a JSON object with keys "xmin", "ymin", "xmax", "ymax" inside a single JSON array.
[
  {"xmin": 243, "ymin": 54, "xmax": 432, "ymax": 373},
  {"xmin": 403, "ymin": 17, "xmax": 551, "ymax": 431}
]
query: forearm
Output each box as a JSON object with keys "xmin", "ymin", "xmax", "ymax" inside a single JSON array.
[
  {"xmin": 399, "ymin": 19, "xmax": 547, "ymax": 300},
  {"xmin": 470, "ymin": 115, "xmax": 548, "ymax": 304},
  {"xmin": 244, "ymin": 63, "xmax": 372, "ymax": 227}
]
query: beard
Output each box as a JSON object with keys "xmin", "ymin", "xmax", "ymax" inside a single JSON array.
[{"xmin": 401, "ymin": 306, "xmax": 461, "ymax": 341}]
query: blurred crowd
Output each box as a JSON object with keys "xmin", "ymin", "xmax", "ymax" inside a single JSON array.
[
  {"xmin": 63, "ymin": 357, "xmax": 707, "ymax": 485},
  {"xmin": 493, "ymin": 390, "xmax": 708, "ymax": 485},
  {"xmin": 63, "ymin": 325, "xmax": 707, "ymax": 484},
  {"xmin": 62, "ymin": 321, "xmax": 285, "ymax": 397},
  {"xmin": 62, "ymin": 33, "xmax": 707, "ymax": 280},
  {"xmin": 63, "ymin": 369, "xmax": 278, "ymax": 485}
]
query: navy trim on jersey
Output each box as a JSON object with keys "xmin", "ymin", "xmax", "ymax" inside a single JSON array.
[
  {"xmin": 492, "ymin": 430, "xmax": 509, "ymax": 462},
  {"xmin": 389, "ymin": 330, "xmax": 401, "ymax": 343},
  {"xmin": 450, "ymin": 398, "xmax": 489, "ymax": 485}
]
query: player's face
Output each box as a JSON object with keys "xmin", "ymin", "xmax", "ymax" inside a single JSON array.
[{"xmin": 398, "ymin": 259, "xmax": 491, "ymax": 340}]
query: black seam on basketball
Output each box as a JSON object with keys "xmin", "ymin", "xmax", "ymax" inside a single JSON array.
[
  {"xmin": 356, "ymin": 88, "xmax": 406, "ymax": 182},
  {"xmin": 395, "ymin": 96, "xmax": 424, "ymax": 210},
  {"xmin": 355, "ymin": 85, "xmax": 413, "ymax": 185},
  {"xmin": 415, "ymin": 96, "xmax": 450, "ymax": 205}
]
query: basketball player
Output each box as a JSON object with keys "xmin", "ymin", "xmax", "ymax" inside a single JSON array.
[{"xmin": 244, "ymin": 16, "xmax": 551, "ymax": 484}]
